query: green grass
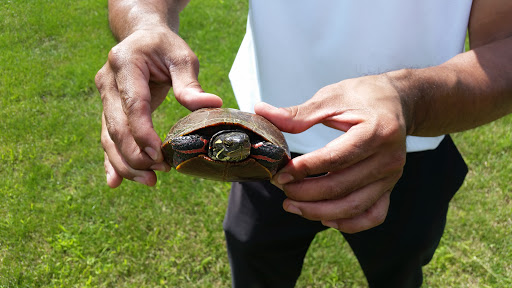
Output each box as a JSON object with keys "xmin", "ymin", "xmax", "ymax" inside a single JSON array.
[{"xmin": 1, "ymin": 1, "xmax": 511, "ymax": 287}]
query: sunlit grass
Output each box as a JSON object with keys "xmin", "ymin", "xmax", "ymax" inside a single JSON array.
[{"xmin": 1, "ymin": 1, "xmax": 510, "ymax": 287}]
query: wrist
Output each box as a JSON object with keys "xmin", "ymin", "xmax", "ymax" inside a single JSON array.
[
  {"xmin": 109, "ymin": 1, "xmax": 180, "ymax": 41},
  {"xmin": 383, "ymin": 67, "xmax": 457, "ymax": 136},
  {"xmin": 382, "ymin": 69, "xmax": 419, "ymax": 135}
]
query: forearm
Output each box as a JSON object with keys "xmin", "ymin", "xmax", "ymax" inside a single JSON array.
[
  {"xmin": 108, "ymin": 0, "xmax": 190, "ymax": 40},
  {"xmin": 387, "ymin": 36, "xmax": 512, "ymax": 137}
]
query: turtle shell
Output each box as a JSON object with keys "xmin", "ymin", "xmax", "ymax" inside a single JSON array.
[{"xmin": 161, "ymin": 108, "xmax": 290, "ymax": 181}]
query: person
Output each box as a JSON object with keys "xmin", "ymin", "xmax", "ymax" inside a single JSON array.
[{"xmin": 95, "ymin": 0, "xmax": 512, "ymax": 287}]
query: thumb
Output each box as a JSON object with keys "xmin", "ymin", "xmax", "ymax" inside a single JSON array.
[
  {"xmin": 254, "ymin": 100, "xmax": 332, "ymax": 134},
  {"xmin": 168, "ymin": 53, "xmax": 222, "ymax": 111},
  {"xmin": 174, "ymin": 85, "xmax": 223, "ymax": 111}
]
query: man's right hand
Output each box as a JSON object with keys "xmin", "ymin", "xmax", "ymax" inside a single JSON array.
[{"xmin": 95, "ymin": 26, "xmax": 222, "ymax": 188}]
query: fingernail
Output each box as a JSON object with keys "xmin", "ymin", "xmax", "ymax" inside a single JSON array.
[
  {"xmin": 145, "ymin": 147, "xmax": 159, "ymax": 161},
  {"xmin": 276, "ymin": 173, "xmax": 294, "ymax": 185},
  {"xmin": 285, "ymin": 204, "xmax": 302, "ymax": 216},
  {"xmin": 150, "ymin": 163, "xmax": 170, "ymax": 172},
  {"xmin": 322, "ymin": 220, "xmax": 339, "ymax": 230},
  {"xmin": 133, "ymin": 176, "xmax": 147, "ymax": 185}
]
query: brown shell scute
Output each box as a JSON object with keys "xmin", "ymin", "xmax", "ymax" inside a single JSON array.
[
  {"xmin": 164, "ymin": 108, "xmax": 288, "ymax": 149},
  {"xmin": 161, "ymin": 108, "xmax": 290, "ymax": 182}
]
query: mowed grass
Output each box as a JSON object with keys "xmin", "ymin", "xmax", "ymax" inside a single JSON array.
[{"xmin": 0, "ymin": 1, "xmax": 510, "ymax": 287}]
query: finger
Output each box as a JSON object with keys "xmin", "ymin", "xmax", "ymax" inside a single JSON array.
[
  {"xmin": 322, "ymin": 191, "xmax": 391, "ymax": 234},
  {"xmin": 254, "ymin": 100, "xmax": 348, "ymax": 134},
  {"xmin": 282, "ymin": 178, "xmax": 395, "ymax": 221},
  {"xmin": 167, "ymin": 45, "xmax": 223, "ymax": 111},
  {"xmin": 281, "ymin": 152, "xmax": 404, "ymax": 202},
  {"xmin": 111, "ymin": 59, "xmax": 165, "ymax": 163},
  {"xmin": 275, "ymin": 120, "xmax": 405, "ymax": 185},
  {"xmin": 101, "ymin": 113, "xmax": 157, "ymax": 186},
  {"xmin": 104, "ymin": 151, "xmax": 123, "ymax": 188},
  {"xmin": 257, "ymin": 99, "xmax": 378, "ymax": 182},
  {"xmin": 98, "ymin": 64, "xmax": 155, "ymax": 169},
  {"xmin": 271, "ymin": 127, "xmax": 377, "ymax": 185},
  {"xmin": 174, "ymin": 87, "xmax": 223, "ymax": 111}
]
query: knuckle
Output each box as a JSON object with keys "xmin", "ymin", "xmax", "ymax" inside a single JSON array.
[
  {"xmin": 285, "ymin": 103, "xmax": 316, "ymax": 122},
  {"xmin": 121, "ymin": 94, "xmax": 147, "ymax": 118},
  {"xmin": 392, "ymin": 170, "xmax": 404, "ymax": 182},
  {"xmin": 346, "ymin": 200, "xmax": 367, "ymax": 218},
  {"xmin": 378, "ymin": 117, "xmax": 405, "ymax": 141},
  {"xmin": 100, "ymin": 131, "xmax": 111, "ymax": 149},
  {"xmin": 107, "ymin": 45, "xmax": 126, "ymax": 69},
  {"xmin": 390, "ymin": 151, "xmax": 406, "ymax": 168},
  {"xmin": 316, "ymin": 85, "xmax": 336, "ymax": 99},
  {"xmin": 371, "ymin": 152, "xmax": 405, "ymax": 181},
  {"xmin": 286, "ymin": 105, "xmax": 300, "ymax": 119},
  {"xmin": 120, "ymin": 93, "xmax": 136, "ymax": 113},
  {"xmin": 327, "ymin": 150, "xmax": 346, "ymax": 171},
  {"xmin": 322, "ymin": 180, "xmax": 348, "ymax": 200},
  {"xmin": 170, "ymin": 49, "xmax": 199, "ymax": 71},
  {"xmin": 297, "ymin": 163, "xmax": 315, "ymax": 181},
  {"xmin": 95, "ymin": 68, "xmax": 106, "ymax": 91},
  {"xmin": 376, "ymin": 153, "xmax": 406, "ymax": 181},
  {"xmin": 368, "ymin": 206, "xmax": 388, "ymax": 226},
  {"xmin": 104, "ymin": 118, "xmax": 121, "ymax": 145},
  {"xmin": 173, "ymin": 81, "xmax": 202, "ymax": 101},
  {"xmin": 384, "ymin": 151, "xmax": 406, "ymax": 177},
  {"xmin": 289, "ymin": 158, "xmax": 315, "ymax": 181},
  {"xmin": 283, "ymin": 181, "xmax": 308, "ymax": 201}
]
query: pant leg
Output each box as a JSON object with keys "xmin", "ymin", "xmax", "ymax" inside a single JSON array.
[
  {"xmin": 342, "ymin": 135, "xmax": 468, "ymax": 288},
  {"xmin": 223, "ymin": 180, "xmax": 327, "ymax": 288}
]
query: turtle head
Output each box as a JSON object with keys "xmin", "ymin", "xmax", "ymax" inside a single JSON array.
[{"xmin": 209, "ymin": 131, "xmax": 251, "ymax": 162}]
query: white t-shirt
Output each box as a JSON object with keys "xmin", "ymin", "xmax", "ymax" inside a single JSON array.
[{"xmin": 229, "ymin": 0, "xmax": 473, "ymax": 153}]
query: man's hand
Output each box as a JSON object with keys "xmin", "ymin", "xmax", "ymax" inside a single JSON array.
[
  {"xmin": 96, "ymin": 27, "xmax": 222, "ymax": 188},
  {"xmin": 255, "ymin": 75, "xmax": 408, "ymax": 234}
]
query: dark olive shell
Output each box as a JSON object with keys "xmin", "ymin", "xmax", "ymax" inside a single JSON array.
[{"xmin": 161, "ymin": 108, "xmax": 290, "ymax": 181}]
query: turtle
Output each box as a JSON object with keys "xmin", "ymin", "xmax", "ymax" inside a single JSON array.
[{"xmin": 161, "ymin": 108, "xmax": 290, "ymax": 182}]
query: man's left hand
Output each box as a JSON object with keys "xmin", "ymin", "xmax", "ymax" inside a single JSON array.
[{"xmin": 255, "ymin": 74, "xmax": 408, "ymax": 234}]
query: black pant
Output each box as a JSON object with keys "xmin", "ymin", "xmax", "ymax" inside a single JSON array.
[{"xmin": 223, "ymin": 136, "xmax": 468, "ymax": 288}]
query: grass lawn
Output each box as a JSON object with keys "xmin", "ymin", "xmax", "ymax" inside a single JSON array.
[{"xmin": 1, "ymin": 0, "xmax": 510, "ymax": 287}]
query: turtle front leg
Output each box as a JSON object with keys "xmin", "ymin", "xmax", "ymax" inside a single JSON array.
[
  {"xmin": 170, "ymin": 135, "xmax": 209, "ymax": 167},
  {"xmin": 251, "ymin": 142, "xmax": 288, "ymax": 174}
]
